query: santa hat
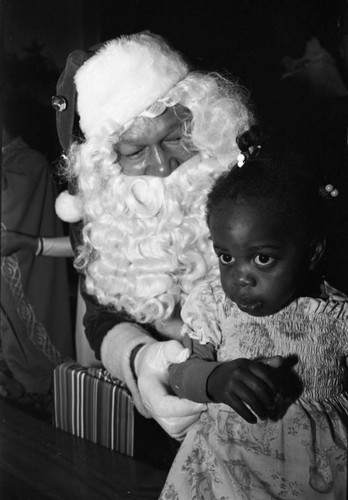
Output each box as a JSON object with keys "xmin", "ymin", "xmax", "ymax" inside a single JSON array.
[
  {"xmin": 75, "ymin": 32, "xmax": 190, "ymax": 139},
  {"xmin": 54, "ymin": 31, "xmax": 190, "ymax": 223}
]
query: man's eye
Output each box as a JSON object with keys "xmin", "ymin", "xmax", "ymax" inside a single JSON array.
[
  {"xmin": 253, "ymin": 254, "xmax": 275, "ymax": 267},
  {"xmin": 125, "ymin": 148, "xmax": 145, "ymax": 159},
  {"xmin": 116, "ymin": 146, "xmax": 145, "ymax": 160},
  {"xmin": 165, "ymin": 136, "xmax": 181, "ymax": 144},
  {"xmin": 218, "ymin": 254, "xmax": 234, "ymax": 265}
]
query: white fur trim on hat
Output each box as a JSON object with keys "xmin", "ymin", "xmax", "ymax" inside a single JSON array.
[
  {"xmin": 75, "ymin": 32, "xmax": 189, "ymax": 138},
  {"xmin": 55, "ymin": 190, "xmax": 83, "ymax": 223}
]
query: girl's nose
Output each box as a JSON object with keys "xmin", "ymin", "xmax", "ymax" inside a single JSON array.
[
  {"xmin": 231, "ymin": 265, "xmax": 256, "ymax": 287},
  {"xmin": 146, "ymin": 145, "xmax": 180, "ymax": 177}
]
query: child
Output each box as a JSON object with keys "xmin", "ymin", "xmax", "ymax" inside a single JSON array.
[{"xmin": 159, "ymin": 142, "xmax": 348, "ymax": 499}]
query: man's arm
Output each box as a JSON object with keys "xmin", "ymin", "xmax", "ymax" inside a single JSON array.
[
  {"xmin": 81, "ymin": 281, "xmax": 133, "ymax": 360},
  {"xmin": 69, "ymin": 221, "xmax": 205, "ymax": 426},
  {"xmin": 70, "ymin": 220, "xmax": 136, "ymax": 359},
  {"xmin": 70, "ymin": 221, "xmax": 184, "ymax": 417}
]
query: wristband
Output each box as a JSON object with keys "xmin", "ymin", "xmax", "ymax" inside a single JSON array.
[
  {"xmin": 35, "ymin": 236, "xmax": 44, "ymax": 256},
  {"xmin": 130, "ymin": 343, "xmax": 145, "ymax": 380}
]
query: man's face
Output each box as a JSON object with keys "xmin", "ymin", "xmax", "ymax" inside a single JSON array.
[
  {"xmin": 209, "ymin": 201, "xmax": 311, "ymax": 317},
  {"xmin": 116, "ymin": 107, "xmax": 193, "ymax": 177}
]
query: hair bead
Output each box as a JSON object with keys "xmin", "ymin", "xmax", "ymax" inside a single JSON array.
[{"xmin": 319, "ymin": 184, "xmax": 339, "ymax": 199}]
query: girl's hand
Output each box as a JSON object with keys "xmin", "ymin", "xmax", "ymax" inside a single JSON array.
[
  {"xmin": 267, "ymin": 354, "xmax": 303, "ymax": 421},
  {"xmin": 206, "ymin": 357, "xmax": 282, "ymax": 423}
]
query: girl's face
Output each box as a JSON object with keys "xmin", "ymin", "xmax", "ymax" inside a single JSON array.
[{"xmin": 209, "ymin": 201, "xmax": 312, "ymax": 316}]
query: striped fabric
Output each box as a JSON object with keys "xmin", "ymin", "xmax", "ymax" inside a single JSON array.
[{"xmin": 53, "ymin": 361, "xmax": 135, "ymax": 456}]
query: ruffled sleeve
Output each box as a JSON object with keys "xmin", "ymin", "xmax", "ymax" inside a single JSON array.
[
  {"xmin": 301, "ymin": 281, "xmax": 348, "ymax": 321},
  {"xmin": 180, "ymin": 277, "xmax": 227, "ymax": 348}
]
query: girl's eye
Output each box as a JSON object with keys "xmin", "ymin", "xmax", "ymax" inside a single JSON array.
[
  {"xmin": 218, "ymin": 254, "xmax": 234, "ymax": 265},
  {"xmin": 253, "ymin": 254, "xmax": 275, "ymax": 267}
]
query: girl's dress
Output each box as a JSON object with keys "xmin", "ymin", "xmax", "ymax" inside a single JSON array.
[{"xmin": 160, "ymin": 277, "xmax": 348, "ymax": 500}]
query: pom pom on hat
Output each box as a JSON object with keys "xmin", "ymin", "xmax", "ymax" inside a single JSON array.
[
  {"xmin": 55, "ymin": 190, "xmax": 83, "ymax": 223},
  {"xmin": 75, "ymin": 31, "xmax": 189, "ymax": 139}
]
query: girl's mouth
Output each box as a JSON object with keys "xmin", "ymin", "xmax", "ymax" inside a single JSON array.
[{"xmin": 236, "ymin": 299, "xmax": 263, "ymax": 315}]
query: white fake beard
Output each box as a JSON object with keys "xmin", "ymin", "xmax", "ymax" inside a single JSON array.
[{"xmin": 84, "ymin": 154, "xmax": 228, "ymax": 323}]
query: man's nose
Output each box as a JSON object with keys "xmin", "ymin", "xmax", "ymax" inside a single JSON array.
[{"xmin": 146, "ymin": 145, "xmax": 179, "ymax": 177}]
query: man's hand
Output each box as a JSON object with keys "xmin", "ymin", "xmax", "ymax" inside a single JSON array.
[
  {"xmin": 207, "ymin": 357, "xmax": 283, "ymax": 424},
  {"xmin": 135, "ymin": 340, "xmax": 206, "ymax": 440}
]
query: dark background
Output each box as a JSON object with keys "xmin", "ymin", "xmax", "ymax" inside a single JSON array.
[{"xmin": 1, "ymin": 0, "xmax": 346, "ymax": 165}]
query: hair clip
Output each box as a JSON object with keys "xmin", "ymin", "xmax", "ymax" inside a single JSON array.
[
  {"xmin": 237, "ymin": 152, "xmax": 248, "ymax": 167},
  {"xmin": 319, "ymin": 183, "xmax": 339, "ymax": 198},
  {"xmin": 237, "ymin": 144, "xmax": 261, "ymax": 168},
  {"xmin": 52, "ymin": 95, "xmax": 67, "ymax": 112}
]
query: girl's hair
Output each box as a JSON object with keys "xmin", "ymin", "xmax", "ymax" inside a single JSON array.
[{"xmin": 206, "ymin": 132, "xmax": 337, "ymax": 243}]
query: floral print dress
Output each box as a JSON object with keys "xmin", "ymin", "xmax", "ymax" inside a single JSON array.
[{"xmin": 160, "ymin": 278, "xmax": 348, "ymax": 500}]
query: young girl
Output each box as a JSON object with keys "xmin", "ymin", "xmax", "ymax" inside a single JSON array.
[{"xmin": 159, "ymin": 144, "xmax": 348, "ymax": 499}]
